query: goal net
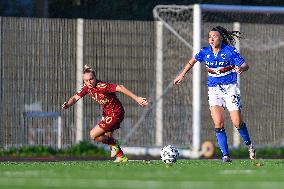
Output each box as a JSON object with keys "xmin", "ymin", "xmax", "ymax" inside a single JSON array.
[{"xmin": 142, "ymin": 4, "xmax": 284, "ymax": 153}]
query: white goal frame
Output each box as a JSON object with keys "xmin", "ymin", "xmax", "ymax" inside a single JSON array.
[
  {"xmin": 122, "ymin": 4, "xmax": 284, "ymax": 159},
  {"xmin": 142, "ymin": 4, "xmax": 284, "ymax": 158}
]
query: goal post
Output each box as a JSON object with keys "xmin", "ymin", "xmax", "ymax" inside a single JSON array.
[
  {"xmin": 143, "ymin": 3, "xmax": 284, "ymax": 158},
  {"xmin": 192, "ymin": 4, "xmax": 202, "ymax": 157},
  {"xmin": 233, "ymin": 21, "xmax": 241, "ymax": 148},
  {"xmin": 76, "ymin": 18, "xmax": 84, "ymax": 144},
  {"xmin": 155, "ymin": 21, "xmax": 163, "ymax": 147}
]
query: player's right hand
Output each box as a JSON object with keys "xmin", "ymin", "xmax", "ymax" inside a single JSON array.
[
  {"xmin": 61, "ymin": 102, "xmax": 68, "ymax": 110},
  {"xmin": 174, "ymin": 75, "xmax": 184, "ymax": 85},
  {"xmin": 136, "ymin": 97, "xmax": 148, "ymax": 107}
]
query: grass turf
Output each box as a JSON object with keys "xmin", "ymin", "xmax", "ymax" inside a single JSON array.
[{"xmin": 0, "ymin": 159, "xmax": 283, "ymax": 189}]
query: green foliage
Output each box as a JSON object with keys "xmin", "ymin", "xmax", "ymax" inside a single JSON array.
[
  {"xmin": 63, "ymin": 141, "xmax": 108, "ymax": 157},
  {"xmin": 0, "ymin": 145, "xmax": 56, "ymax": 157},
  {"xmin": 0, "ymin": 142, "xmax": 283, "ymax": 159},
  {"xmin": 0, "ymin": 141, "xmax": 108, "ymax": 157}
]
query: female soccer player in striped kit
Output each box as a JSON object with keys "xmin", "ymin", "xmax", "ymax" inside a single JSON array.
[
  {"xmin": 174, "ymin": 26, "xmax": 256, "ymax": 162},
  {"xmin": 62, "ymin": 65, "xmax": 148, "ymax": 162}
]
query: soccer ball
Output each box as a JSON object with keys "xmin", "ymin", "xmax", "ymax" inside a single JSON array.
[{"xmin": 160, "ymin": 145, "xmax": 180, "ymax": 164}]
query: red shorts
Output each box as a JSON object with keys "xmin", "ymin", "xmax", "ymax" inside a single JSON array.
[{"xmin": 98, "ymin": 113, "xmax": 124, "ymax": 132}]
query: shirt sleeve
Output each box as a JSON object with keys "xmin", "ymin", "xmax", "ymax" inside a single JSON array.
[
  {"xmin": 194, "ymin": 48, "xmax": 206, "ymax": 62},
  {"xmin": 230, "ymin": 47, "xmax": 245, "ymax": 66},
  {"xmin": 76, "ymin": 85, "xmax": 88, "ymax": 97},
  {"xmin": 105, "ymin": 83, "xmax": 117, "ymax": 93}
]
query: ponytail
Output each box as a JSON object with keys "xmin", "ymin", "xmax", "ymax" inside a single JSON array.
[{"xmin": 211, "ymin": 26, "xmax": 241, "ymax": 46}]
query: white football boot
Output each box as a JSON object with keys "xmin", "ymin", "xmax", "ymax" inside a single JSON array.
[
  {"xmin": 113, "ymin": 156, "xmax": 128, "ymax": 163},
  {"xmin": 110, "ymin": 145, "xmax": 120, "ymax": 158},
  {"xmin": 248, "ymin": 144, "xmax": 256, "ymax": 159}
]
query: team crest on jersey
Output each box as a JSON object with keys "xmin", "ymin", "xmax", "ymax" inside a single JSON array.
[
  {"xmin": 221, "ymin": 54, "xmax": 226, "ymax": 59},
  {"xmin": 96, "ymin": 83, "xmax": 107, "ymax": 89},
  {"xmin": 206, "ymin": 54, "xmax": 210, "ymax": 58}
]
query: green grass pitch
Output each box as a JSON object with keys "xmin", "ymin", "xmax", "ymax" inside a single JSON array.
[{"xmin": 0, "ymin": 159, "xmax": 283, "ymax": 189}]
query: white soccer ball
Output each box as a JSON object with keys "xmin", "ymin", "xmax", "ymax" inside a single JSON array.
[{"xmin": 160, "ymin": 145, "xmax": 180, "ymax": 164}]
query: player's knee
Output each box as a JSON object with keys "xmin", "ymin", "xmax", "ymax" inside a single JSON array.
[
  {"xmin": 234, "ymin": 122, "xmax": 245, "ymax": 129},
  {"xmin": 94, "ymin": 136, "xmax": 104, "ymax": 142},
  {"xmin": 232, "ymin": 121, "xmax": 242, "ymax": 129},
  {"xmin": 90, "ymin": 129, "xmax": 98, "ymax": 140},
  {"xmin": 90, "ymin": 128, "xmax": 105, "ymax": 142},
  {"xmin": 214, "ymin": 121, "xmax": 224, "ymax": 128}
]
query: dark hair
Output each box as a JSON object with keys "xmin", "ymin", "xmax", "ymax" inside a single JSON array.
[
  {"xmin": 83, "ymin": 65, "xmax": 96, "ymax": 77},
  {"xmin": 211, "ymin": 26, "xmax": 241, "ymax": 46}
]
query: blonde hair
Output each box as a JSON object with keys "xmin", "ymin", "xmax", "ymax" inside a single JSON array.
[{"xmin": 83, "ymin": 65, "xmax": 96, "ymax": 77}]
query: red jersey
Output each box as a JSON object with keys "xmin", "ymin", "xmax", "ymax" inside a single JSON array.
[{"xmin": 76, "ymin": 80, "xmax": 125, "ymax": 116}]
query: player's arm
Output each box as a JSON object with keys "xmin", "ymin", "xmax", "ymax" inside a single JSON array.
[
  {"xmin": 62, "ymin": 94, "xmax": 81, "ymax": 110},
  {"xmin": 235, "ymin": 62, "xmax": 249, "ymax": 74},
  {"xmin": 231, "ymin": 47, "xmax": 249, "ymax": 74},
  {"xmin": 174, "ymin": 57, "xmax": 197, "ymax": 85},
  {"xmin": 116, "ymin": 85, "xmax": 148, "ymax": 107}
]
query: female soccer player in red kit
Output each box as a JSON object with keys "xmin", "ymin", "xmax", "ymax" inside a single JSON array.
[{"xmin": 62, "ymin": 65, "xmax": 148, "ymax": 162}]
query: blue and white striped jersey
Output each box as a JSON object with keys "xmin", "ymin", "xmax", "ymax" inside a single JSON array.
[{"xmin": 194, "ymin": 43, "xmax": 245, "ymax": 87}]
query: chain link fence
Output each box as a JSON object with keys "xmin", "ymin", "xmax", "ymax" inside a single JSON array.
[{"xmin": 0, "ymin": 16, "xmax": 283, "ymax": 150}]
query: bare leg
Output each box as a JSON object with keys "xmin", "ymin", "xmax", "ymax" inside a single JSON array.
[
  {"xmin": 210, "ymin": 106, "xmax": 225, "ymax": 129},
  {"xmin": 229, "ymin": 110, "xmax": 242, "ymax": 128},
  {"xmin": 229, "ymin": 110, "xmax": 255, "ymax": 159},
  {"xmin": 229, "ymin": 110, "xmax": 251, "ymax": 145},
  {"xmin": 211, "ymin": 106, "xmax": 230, "ymax": 160},
  {"xmin": 90, "ymin": 126, "xmax": 116, "ymax": 145}
]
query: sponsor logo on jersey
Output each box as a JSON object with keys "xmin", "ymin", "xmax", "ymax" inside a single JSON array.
[
  {"xmin": 91, "ymin": 96, "xmax": 109, "ymax": 105},
  {"xmin": 105, "ymin": 116, "xmax": 113, "ymax": 124}
]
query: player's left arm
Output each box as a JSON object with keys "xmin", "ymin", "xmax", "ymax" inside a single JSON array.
[
  {"xmin": 116, "ymin": 85, "xmax": 148, "ymax": 107},
  {"xmin": 235, "ymin": 62, "xmax": 249, "ymax": 74},
  {"xmin": 231, "ymin": 47, "xmax": 249, "ymax": 74}
]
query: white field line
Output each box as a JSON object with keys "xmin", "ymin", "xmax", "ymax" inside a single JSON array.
[
  {"xmin": 0, "ymin": 178, "xmax": 283, "ymax": 189},
  {"xmin": 220, "ymin": 169, "xmax": 254, "ymax": 174}
]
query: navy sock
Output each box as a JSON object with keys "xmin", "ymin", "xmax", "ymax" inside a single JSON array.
[
  {"xmin": 237, "ymin": 122, "xmax": 251, "ymax": 146},
  {"xmin": 215, "ymin": 127, "xmax": 229, "ymax": 156}
]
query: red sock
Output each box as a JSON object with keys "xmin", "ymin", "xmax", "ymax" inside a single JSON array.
[
  {"xmin": 116, "ymin": 150, "xmax": 124, "ymax": 158},
  {"xmin": 102, "ymin": 136, "xmax": 116, "ymax": 146}
]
